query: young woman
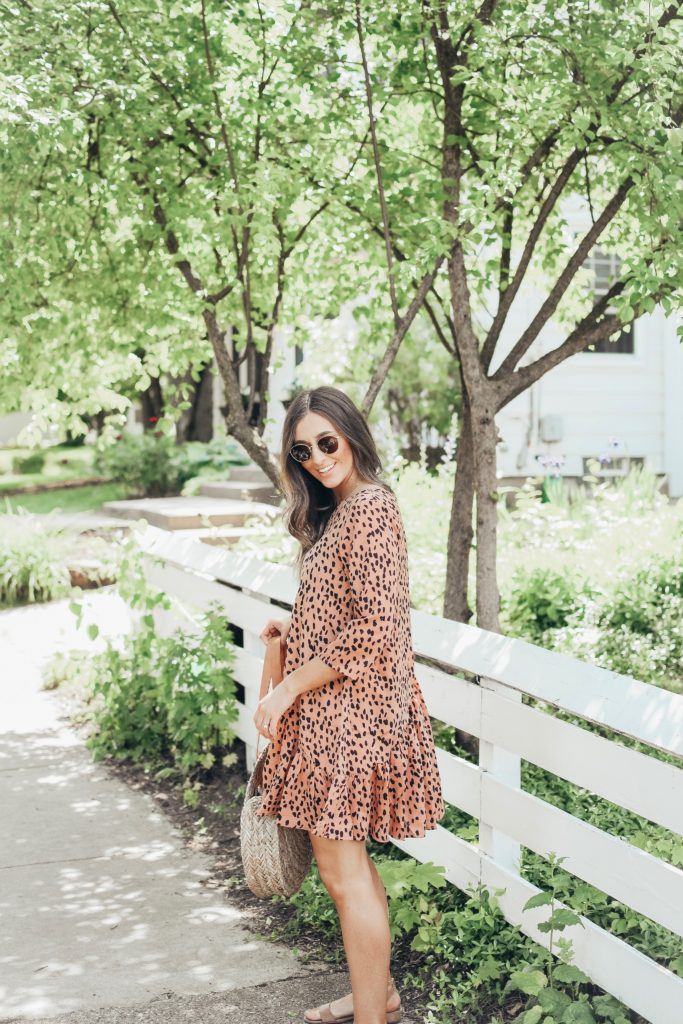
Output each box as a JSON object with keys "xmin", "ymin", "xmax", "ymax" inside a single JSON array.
[{"xmin": 252, "ymin": 386, "xmax": 445, "ymax": 1024}]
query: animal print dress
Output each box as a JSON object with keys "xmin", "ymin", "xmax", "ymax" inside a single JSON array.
[{"xmin": 255, "ymin": 485, "xmax": 445, "ymax": 842}]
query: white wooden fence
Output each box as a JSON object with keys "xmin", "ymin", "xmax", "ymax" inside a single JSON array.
[{"xmin": 137, "ymin": 526, "xmax": 683, "ymax": 1024}]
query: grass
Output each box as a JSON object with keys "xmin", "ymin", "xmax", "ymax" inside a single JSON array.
[
  {"xmin": 3, "ymin": 482, "xmax": 129, "ymax": 514},
  {"xmin": 0, "ymin": 443, "xmax": 97, "ymax": 491},
  {"xmin": 0, "ymin": 443, "xmax": 127, "ymax": 512}
]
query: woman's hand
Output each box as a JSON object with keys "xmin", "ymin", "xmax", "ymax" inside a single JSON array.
[
  {"xmin": 254, "ymin": 615, "xmax": 294, "ymax": 738},
  {"xmin": 253, "ymin": 676, "xmax": 296, "ymax": 740},
  {"xmin": 259, "ymin": 615, "xmax": 292, "ymax": 651}
]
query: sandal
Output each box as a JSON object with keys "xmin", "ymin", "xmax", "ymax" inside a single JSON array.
[{"xmin": 303, "ymin": 997, "xmax": 402, "ymax": 1023}]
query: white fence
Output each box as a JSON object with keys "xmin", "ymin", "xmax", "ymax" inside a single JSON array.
[{"xmin": 138, "ymin": 526, "xmax": 683, "ymax": 1024}]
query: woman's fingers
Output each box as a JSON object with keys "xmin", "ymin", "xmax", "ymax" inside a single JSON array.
[
  {"xmin": 260, "ymin": 618, "xmax": 289, "ymax": 644},
  {"xmin": 254, "ymin": 718, "xmax": 275, "ymax": 738}
]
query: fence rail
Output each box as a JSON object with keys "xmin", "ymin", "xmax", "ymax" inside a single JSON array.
[{"xmin": 138, "ymin": 526, "xmax": 683, "ymax": 1024}]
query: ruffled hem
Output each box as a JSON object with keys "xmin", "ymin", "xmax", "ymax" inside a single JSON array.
[{"xmin": 255, "ymin": 706, "xmax": 445, "ymax": 843}]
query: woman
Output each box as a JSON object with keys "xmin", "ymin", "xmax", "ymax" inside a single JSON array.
[{"xmin": 252, "ymin": 386, "xmax": 445, "ymax": 1024}]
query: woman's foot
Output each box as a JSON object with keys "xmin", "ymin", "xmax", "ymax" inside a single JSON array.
[{"xmin": 303, "ymin": 977, "xmax": 401, "ymax": 1023}]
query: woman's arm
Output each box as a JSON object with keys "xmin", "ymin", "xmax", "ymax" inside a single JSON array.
[
  {"xmin": 282, "ymin": 656, "xmax": 344, "ymax": 697},
  {"xmin": 253, "ymin": 656, "xmax": 343, "ymax": 739}
]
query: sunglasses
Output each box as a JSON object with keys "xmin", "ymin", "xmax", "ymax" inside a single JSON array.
[{"xmin": 289, "ymin": 433, "xmax": 340, "ymax": 464}]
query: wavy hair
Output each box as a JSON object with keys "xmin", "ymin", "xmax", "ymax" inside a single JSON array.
[{"xmin": 279, "ymin": 386, "xmax": 393, "ymax": 577}]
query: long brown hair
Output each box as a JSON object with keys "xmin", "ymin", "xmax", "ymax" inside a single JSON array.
[{"xmin": 280, "ymin": 386, "xmax": 393, "ymax": 577}]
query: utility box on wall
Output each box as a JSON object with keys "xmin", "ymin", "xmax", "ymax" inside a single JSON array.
[{"xmin": 539, "ymin": 415, "xmax": 564, "ymax": 443}]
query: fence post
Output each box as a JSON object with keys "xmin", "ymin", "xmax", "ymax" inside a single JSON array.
[
  {"xmin": 241, "ymin": 590, "xmax": 264, "ymax": 774},
  {"xmin": 478, "ymin": 677, "xmax": 522, "ymax": 877}
]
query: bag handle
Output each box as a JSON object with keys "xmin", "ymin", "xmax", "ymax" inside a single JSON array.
[{"xmin": 255, "ymin": 634, "xmax": 286, "ymax": 761}]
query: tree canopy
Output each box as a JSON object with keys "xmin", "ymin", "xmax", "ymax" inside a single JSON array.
[{"xmin": 2, "ymin": 0, "xmax": 681, "ymax": 625}]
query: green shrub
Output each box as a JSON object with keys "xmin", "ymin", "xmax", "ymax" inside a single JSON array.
[
  {"xmin": 12, "ymin": 451, "xmax": 47, "ymax": 474},
  {"xmin": 597, "ymin": 557, "xmax": 683, "ymax": 634},
  {"xmin": 94, "ymin": 433, "xmax": 178, "ymax": 496},
  {"xmin": 94, "ymin": 434, "xmax": 249, "ymax": 497},
  {"xmin": 77, "ymin": 584, "xmax": 240, "ymax": 801},
  {"xmin": 502, "ymin": 568, "xmax": 588, "ymax": 644},
  {"xmin": 593, "ymin": 558, "xmax": 683, "ymax": 686},
  {"xmin": 0, "ymin": 511, "xmax": 72, "ymax": 606},
  {"xmin": 175, "ymin": 438, "xmax": 249, "ymax": 482}
]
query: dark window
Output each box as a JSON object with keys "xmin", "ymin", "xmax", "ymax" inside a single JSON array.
[{"xmin": 583, "ymin": 250, "xmax": 634, "ymax": 354}]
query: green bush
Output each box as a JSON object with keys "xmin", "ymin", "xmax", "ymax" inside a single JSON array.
[
  {"xmin": 12, "ymin": 451, "xmax": 47, "ymax": 474},
  {"xmin": 0, "ymin": 511, "xmax": 72, "ymax": 606},
  {"xmin": 94, "ymin": 434, "xmax": 249, "ymax": 497},
  {"xmin": 94, "ymin": 433, "xmax": 178, "ymax": 496},
  {"xmin": 175, "ymin": 438, "xmax": 249, "ymax": 482},
  {"xmin": 502, "ymin": 568, "xmax": 588, "ymax": 644},
  {"xmin": 593, "ymin": 559, "xmax": 683, "ymax": 685},
  {"xmin": 78, "ymin": 591, "xmax": 239, "ymax": 801}
]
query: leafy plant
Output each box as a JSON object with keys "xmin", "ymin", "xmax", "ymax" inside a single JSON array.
[
  {"xmin": 505, "ymin": 852, "xmax": 627, "ymax": 1024},
  {"xmin": 598, "ymin": 558, "xmax": 683, "ymax": 635},
  {"xmin": 0, "ymin": 508, "xmax": 72, "ymax": 606},
  {"xmin": 93, "ymin": 433, "xmax": 179, "ymax": 497},
  {"xmin": 376, "ymin": 859, "xmax": 448, "ymax": 948},
  {"xmin": 69, "ymin": 541, "xmax": 240, "ymax": 804},
  {"xmin": 11, "ymin": 451, "xmax": 47, "ymax": 474},
  {"xmin": 503, "ymin": 568, "xmax": 590, "ymax": 643},
  {"xmin": 94, "ymin": 434, "xmax": 249, "ymax": 498}
]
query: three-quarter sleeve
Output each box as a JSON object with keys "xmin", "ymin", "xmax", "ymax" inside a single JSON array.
[{"xmin": 316, "ymin": 494, "xmax": 402, "ymax": 682}]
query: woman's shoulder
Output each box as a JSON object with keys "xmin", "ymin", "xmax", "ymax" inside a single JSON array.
[{"xmin": 339, "ymin": 485, "xmax": 401, "ymax": 526}]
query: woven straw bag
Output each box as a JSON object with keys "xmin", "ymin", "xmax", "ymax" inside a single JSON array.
[{"xmin": 240, "ymin": 635, "xmax": 313, "ymax": 899}]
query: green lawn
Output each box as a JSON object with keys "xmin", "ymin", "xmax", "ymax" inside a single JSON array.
[
  {"xmin": 0, "ymin": 443, "xmax": 97, "ymax": 490},
  {"xmin": 2, "ymin": 482, "xmax": 129, "ymax": 514}
]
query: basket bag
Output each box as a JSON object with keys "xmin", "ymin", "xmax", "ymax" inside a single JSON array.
[{"xmin": 240, "ymin": 635, "xmax": 312, "ymax": 898}]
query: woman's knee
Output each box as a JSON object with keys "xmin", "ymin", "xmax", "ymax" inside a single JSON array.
[{"xmin": 309, "ymin": 833, "xmax": 371, "ymax": 902}]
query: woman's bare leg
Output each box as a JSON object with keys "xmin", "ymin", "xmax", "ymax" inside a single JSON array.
[{"xmin": 305, "ymin": 832, "xmax": 397, "ymax": 1024}]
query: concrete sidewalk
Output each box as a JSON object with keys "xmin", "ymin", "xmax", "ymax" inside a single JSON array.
[{"xmin": 0, "ymin": 593, "xmax": 349, "ymax": 1024}]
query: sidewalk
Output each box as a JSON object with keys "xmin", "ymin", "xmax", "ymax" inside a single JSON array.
[{"xmin": 0, "ymin": 593, "xmax": 353, "ymax": 1024}]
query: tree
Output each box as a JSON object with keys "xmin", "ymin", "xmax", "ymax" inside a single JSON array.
[
  {"xmin": 1, "ymin": 1, "xmax": 342, "ymax": 472},
  {"xmin": 3, "ymin": 1, "xmax": 681, "ymax": 630},
  {"xmin": 282, "ymin": 0, "xmax": 683, "ymax": 628}
]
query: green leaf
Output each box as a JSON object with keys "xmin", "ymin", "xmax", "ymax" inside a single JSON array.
[
  {"xmin": 509, "ymin": 969, "xmax": 548, "ymax": 996},
  {"xmin": 87, "ymin": 623, "xmax": 99, "ymax": 641},
  {"xmin": 524, "ymin": 891, "xmax": 554, "ymax": 911},
  {"xmin": 553, "ymin": 964, "xmax": 591, "ymax": 985}
]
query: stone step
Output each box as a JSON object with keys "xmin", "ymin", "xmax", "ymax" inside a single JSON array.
[
  {"xmin": 167, "ymin": 525, "xmax": 273, "ymax": 547},
  {"xmin": 101, "ymin": 495, "xmax": 280, "ymax": 531},
  {"xmin": 227, "ymin": 463, "xmax": 273, "ymax": 482},
  {"xmin": 199, "ymin": 479, "xmax": 280, "ymax": 505}
]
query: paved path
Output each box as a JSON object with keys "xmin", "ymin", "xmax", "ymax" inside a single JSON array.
[{"xmin": 0, "ymin": 593, "xmax": 347, "ymax": 1024}]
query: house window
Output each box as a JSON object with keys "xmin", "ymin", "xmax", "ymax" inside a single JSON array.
[{"xmin": 583, "ymin": 249, "xmax": 634, "ymax": 354}]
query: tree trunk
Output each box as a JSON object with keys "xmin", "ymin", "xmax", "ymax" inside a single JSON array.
[
  {"xmin": 470, "ymin": 394, "xmax": 502, "ymax": 632},
  {"xmin": 202, "ymin": 308, "xmax": 282, "ymax": 489},
  {"xmin": 443, "ymin": 386, "xmax": 474, "ymax": 624},
  {"xmin": 140, "ymin": 377, "xmax": 163, "ymax": 428},
  {"xmin": 175, "ymin": 364, "xmax": 214, "ymax": 443}
]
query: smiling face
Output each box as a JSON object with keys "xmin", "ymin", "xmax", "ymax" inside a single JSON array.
[{"xmin": 291, "ymin": 411, "xmax": 362, "ymax": 501}]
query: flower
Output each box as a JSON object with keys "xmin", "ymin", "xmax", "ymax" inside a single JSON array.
[
  {"xmin": 148, "ymin": 415, "xmax": 159, "ymax": 424},
  {"xmin": 536, "ymin": 452, "xmax": 565, "ymax": 477}
]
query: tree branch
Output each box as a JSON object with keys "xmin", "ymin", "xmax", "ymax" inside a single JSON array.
[
  {"xmin": 500, "ymin": 237, "xmax": 680, "ymax": 406},
  {"xmin": 481, "ymin": 146, "xmax": 584, "ymax": 369},
  {"xmin": 361, "ymin": 252, "xmax": 447, "ymax": 416},
  {"xmin": 492, "ymin": 176, "xmax": 633, "ymax": 378},
  {"xmin": 354, "ymin": 0, "xmax": 400, "ymax": 328}
]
